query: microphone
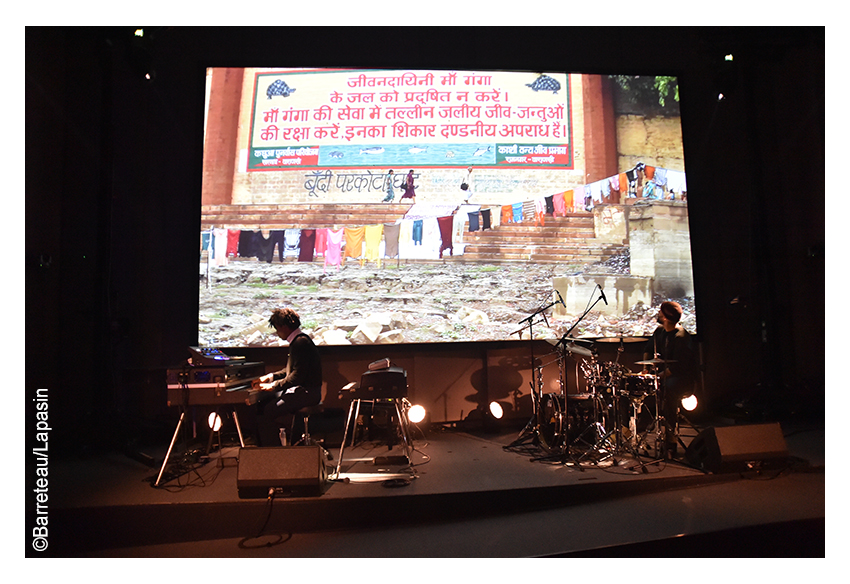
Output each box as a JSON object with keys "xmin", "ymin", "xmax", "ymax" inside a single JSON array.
[
  {"xmin": 555, "ymin": 290, "xmax": 565, "ymax": 307},
  {"xmin": 598, "ymin": 285, "xmax": 608, "ymax": 306}
]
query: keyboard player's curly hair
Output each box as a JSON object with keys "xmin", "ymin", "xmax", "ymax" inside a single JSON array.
[{"xmin": 268, "ymin": 307, "xmax": 300, "ymax": 331}]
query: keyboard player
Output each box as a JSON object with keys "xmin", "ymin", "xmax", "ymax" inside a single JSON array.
[{"xmin": 253, "ymin": 308, "xmax": 322, "ymax": 446}]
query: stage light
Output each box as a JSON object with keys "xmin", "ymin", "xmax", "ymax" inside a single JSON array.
[
  {"xmin": 208, "ymin": 412, "xmax": 222, "ymax": 432},
  {"xmin": 408, "ymin": 404, "xmax": 426, "ymax": 424},
  {"xmin": 725, "ymin": 54, "xmax": 734, "ymax": 61},
  {"xmin": 489, "ymin": 401, "xmax": 504, "ymax": 420},
  {"xmin": 134, "ymin": 29, "xmax": 144, "ymax": 37},
  {"xmin": 681, "ymin": 394, "xmax": 698, "ymax": 412},
  {"xmin": 717, "ymin": 93, "xmax": 726, "ymax": 101}
]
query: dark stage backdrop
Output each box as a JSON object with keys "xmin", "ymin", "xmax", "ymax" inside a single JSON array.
[{"xmin": 25, "ymin": 27, "xmax": 825, "ymax": 455}]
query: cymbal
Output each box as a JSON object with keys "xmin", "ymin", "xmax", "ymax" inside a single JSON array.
[
  {"xmin": 594, "ymin": 336, "xmax": 646, "ymax": 343},
  {"xmin": 635, "ymin": 358, "xmax": 677, "ymax": 366},
  {"xmin": 546, "ymin": 336, "xmax": 595, "ymax": 346},
  {"xmin": 564, "ymin": 343, "xmax": 594, "ymax": 358}
]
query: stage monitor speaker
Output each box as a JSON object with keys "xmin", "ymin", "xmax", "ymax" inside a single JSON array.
[
  {"xmin": 685, "ymin": 422, "xmax": 789, "ymax": 473},
  {"xmin": 237, "ymin": 446, "xmax": 329, "ymax": 498}
]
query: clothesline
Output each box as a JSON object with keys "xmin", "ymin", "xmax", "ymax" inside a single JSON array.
[{"xmin": 201, "ymin": 163, "xmax": 686, "ymax": 266}]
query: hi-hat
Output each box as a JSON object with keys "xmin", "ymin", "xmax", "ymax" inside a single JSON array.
[
  {"xmin": 564, "ymin": 343, "xmax": 593, "ymax": 357},
  {"xmin": 635, "ymin": 358, "xmax": 677, "ymax": 366}
]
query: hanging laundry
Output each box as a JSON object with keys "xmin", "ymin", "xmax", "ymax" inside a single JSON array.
[
  {"xmin": 512, "ymin": 202, "xmax": 523, "ymax": 223},
  {"xmin": 238, "ymin": 230, "xmax": 257, "ymax": 258},
  {"xmin": 343, "ymin": 226, "xmax": 365, "ymax": 261},
  {"xmin": 644, "ymin": 165, "xmax": 656, "ymax": 180},
  {"xmin": 488, "ymin": 206, "xmax": 501, "ymax": 228},
  {"xmin": 481, "ymin": 208, "xmax": 492, "ymax": 230},
  {"xmin": 553, "ymin": 192, "xmax": 566, "ymax": 217},
  {"xmin": 412, "ymin": 219, "xmax": 424, "ymax": 246},
  {"xmin": 226, "ymin": 229, "xmax": 240, "ymax": 257},
  {"xmin": 501, "ymin": 205, "xmax": 513, "ymax": 224},
  {"xmin": 384, "ymin": 223, "xmax": 400, "ymax": 259},
  {"xmin": 534, "ymin": 197, "xmax": 546, "ymax": 226},
  {"xmin": 212, "ymin": 228, "xmax": 229, "ymax": 267},
  {"xmin": 564, "ymin": 190, "xmax": 575, "ymax": 212},
  {"xmin": 544, "ymin": 195, "xmax": 555, "ymax": 215},
  {"xmin": 468, "ymin": 211, "xmax": 480, "ymax": 232},
  {"xmin": 314, "ymin": 228, "xmax": 328, "ymax": 258},
  {"xmin": 423, "ymin": 217, "xmax": 441, "ymax": 255},
  {"xmin": 596, "ymin": 179, "xmax": 609, "ymax": 204},
  {"xmin": 666, "ymin": 169, "xmax": 687, "ymax": 193},
  {"xmin": 653, "ymin": 168, "xmax": 668, "ymax": 188},
  {"xmin": 618, "ymin": 173, "xmax": 629, "ymax": 201},
  {"xmin": 255, "ymin": 231, "xmax": 280, "ymax": 263},
  {"xmin": 284, "ymin": 229, "xmax": 301, "ymax": 258},
  {"xmin": 299, "ymin": 229, "xmax": 316, "ymax": 262},
  {"xmin": 363, "ymin": 224, "xmax": 384, "ymax": 267},
  {"xmin": 454, "ymin": 204, "xmax": 480, "ymax": 244},
  {"xmin": 437, "ymin": 215, "xmax": 454, "ymax": 258},
  {"xmin": 324, "ymin": 228, "xmax": 343, "ymax": 272},
  {"xmin": 522, "ymin": 200, "xmax": 536, "ymax": 223},
  {"xmin": 398, "ymin": 219, "xmax": 414, "ymax": 257},
  {"xmin": 625, "ymin": 168, "xmax": 638, "ymax": 197},
  {"xmin": 607, "ymin": 175, "xmax": 621, "ymax": 204}
]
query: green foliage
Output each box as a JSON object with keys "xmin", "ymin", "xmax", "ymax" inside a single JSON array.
[{"xmin": 610, "ymin": 75, "xmax": 680, "ymax": 116}]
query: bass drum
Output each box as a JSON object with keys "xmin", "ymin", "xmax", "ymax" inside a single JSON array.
[
  {"xmin": 566, "ymin": 393, "xmax": 605, "ymax": 443},
  {"xmin": 537, "ymin": 393, "xmax": 566, "ymax": 453}
]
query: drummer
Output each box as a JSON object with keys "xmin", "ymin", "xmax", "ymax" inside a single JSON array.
[{"xmin": 642, "ymin": 301, "xmax": 696, "ymax": 458}]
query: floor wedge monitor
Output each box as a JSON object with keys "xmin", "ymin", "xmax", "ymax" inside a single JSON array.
[
  {"xmin": 237, "ymin": 446, "xmax": 329, "ymax": 498},
  {"xmin": 685, "ymin": 422, "xmax": 789, "ymax": 473}
]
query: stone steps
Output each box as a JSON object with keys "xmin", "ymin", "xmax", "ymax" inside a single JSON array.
[
  {"xmin": 459, "ymin": 213, "xmax": 619, "ymax": 265},
  {"xmin": 458, "ymin": 244, "xmax": 624, "ymax": 264},
  {"xmin": 201, "ymin": 203, "xmax": 410, "ymax": 229}
]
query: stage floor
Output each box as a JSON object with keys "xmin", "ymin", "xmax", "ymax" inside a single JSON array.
[{"xmin": 45, "ymin": 413, "xmax": 826, "ymax": 559}]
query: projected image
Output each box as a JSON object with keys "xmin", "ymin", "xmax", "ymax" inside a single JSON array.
[{"xmin": 199, "ymin": 68, "xmax": 693, "ymax": 347}]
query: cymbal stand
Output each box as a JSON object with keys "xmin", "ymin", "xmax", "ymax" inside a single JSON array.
[{"xmin": 623, "ymin": 373, "xmax": 666, "ymax": 473}]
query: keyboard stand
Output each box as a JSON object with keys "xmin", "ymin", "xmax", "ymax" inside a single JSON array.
[{"xmin": 333, "ymin": 397, "xmax": 415, "ymax": 480}]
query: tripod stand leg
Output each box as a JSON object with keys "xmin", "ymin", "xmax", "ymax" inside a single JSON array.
[
  {"xmin": 233, "ymin": 409, "xmax": 245, "ymax": 448},
  {"xmin": 155, "ymin": 411, "xmax": 185, "ymax": 487},
  {"xmin": 506, "ymin": 414, "xmax": 537, "ymax": 448}
]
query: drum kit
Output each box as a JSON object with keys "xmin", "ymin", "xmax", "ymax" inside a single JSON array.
[
  {"xmin": 515, "ymin": 336, "xmax": 678, "ymax": 469},
  {"xmin": 508, "ymin": 287, "xmax": 678, "ymax": 469}
]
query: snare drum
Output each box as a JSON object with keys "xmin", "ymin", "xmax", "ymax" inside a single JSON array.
[{"xmin": 620, "ymin": 373, "xmax": 656, "ymax": 399}]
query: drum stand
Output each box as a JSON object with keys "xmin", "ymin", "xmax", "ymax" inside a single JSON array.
[
  {"xmin": 622, "ymin": 375, "xmax": 667, "ymax": 473},
  {"xmin": 570, "ymin": 388, "xmax": 618, "ymax": 465}
]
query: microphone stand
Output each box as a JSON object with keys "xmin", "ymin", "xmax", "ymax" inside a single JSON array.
[
  {"xmin": 554, "ymin": 291, "xmax": 605, "ymax": 350},
  {"xmin": 506, "ymin": 298, "xmax": 560, "ymax": 449}
]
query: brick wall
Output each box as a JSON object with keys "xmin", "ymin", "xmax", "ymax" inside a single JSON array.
[{"xmin": 203, "ymin": 70, "xmax": 602, "ymax": 207}]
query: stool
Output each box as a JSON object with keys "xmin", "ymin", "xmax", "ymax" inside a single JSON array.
[{"xmin": 293, "ymin": 404, "xmax": 325, "ymax": 446}]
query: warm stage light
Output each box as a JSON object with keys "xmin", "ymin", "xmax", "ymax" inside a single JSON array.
[
  {"xmin": 208, "ymin": 412, "xmax": 222, "ymax": 432},
  {"xmin": 681, "ymin": 394, "xmax": 698, "ymax": 412},
  {"xmin": 408, "ymin": 404, "xmax": 426, "ymax": 424},
  {"xmin": 489, "ymin": 401, "xmax": 504, "ymax": 420}
]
